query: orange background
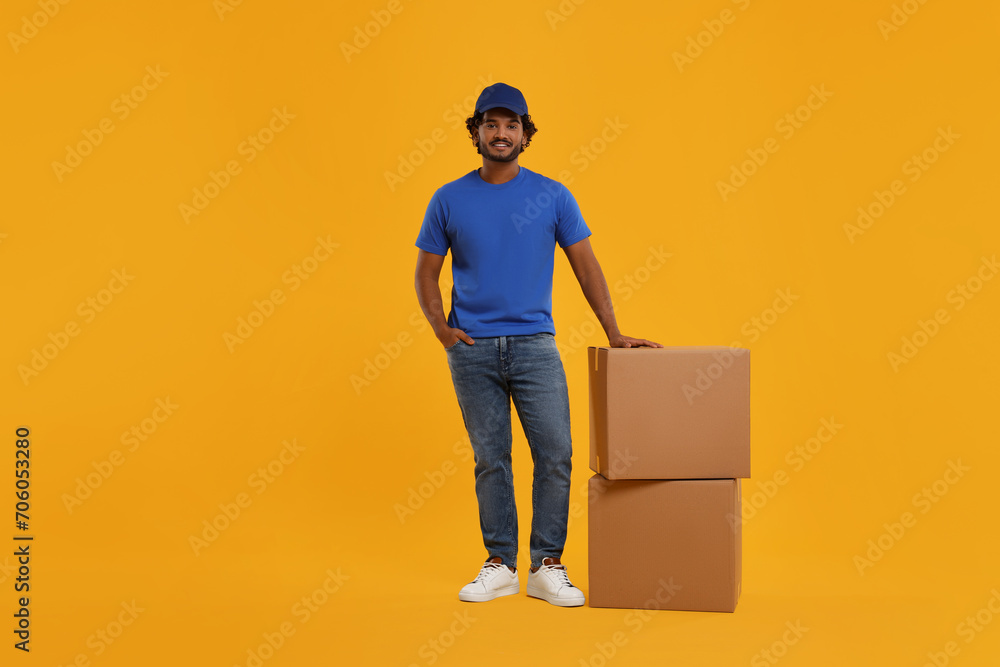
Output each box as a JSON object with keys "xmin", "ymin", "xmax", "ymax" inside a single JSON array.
[{"xmin": 3, "ymin": 0, "xmax": 999, "ymax": 664}]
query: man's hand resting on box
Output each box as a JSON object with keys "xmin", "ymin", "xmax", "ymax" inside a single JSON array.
[{"xmin": 609, "ymin": 334, "xmax": 663, "ymax": 348}]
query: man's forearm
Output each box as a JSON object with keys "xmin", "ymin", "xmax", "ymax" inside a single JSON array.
[
  {"xmin": 415, "ymin": 276, "xmax": 449, "ymax": 335},
  {"xmin": 578, "ymin": 268, "xmax": 621, "ymax": 341}
]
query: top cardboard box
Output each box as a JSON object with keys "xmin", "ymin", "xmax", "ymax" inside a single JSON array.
[{"xmin": 588, "ymin": 346, "xmax": 750, "ymax": 479}]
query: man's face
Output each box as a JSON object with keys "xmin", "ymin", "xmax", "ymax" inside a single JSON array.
[{"xmin": 476, "ymin": 108, "xmax": 525, "ymax": 162}]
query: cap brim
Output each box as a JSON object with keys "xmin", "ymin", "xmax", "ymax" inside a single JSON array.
[{"xmin": 478, "ymin": 103, "xmax": 527, "ymax": 116}]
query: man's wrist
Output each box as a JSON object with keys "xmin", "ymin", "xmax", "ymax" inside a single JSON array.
[{"xmin": 593, "ymin": 311, "xmax": 617, "ymax": 337}]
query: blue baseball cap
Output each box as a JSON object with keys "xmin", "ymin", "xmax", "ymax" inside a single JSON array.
[{"xmin": 475, "ymin": 82, "xmax": 528, "ymax": 117}]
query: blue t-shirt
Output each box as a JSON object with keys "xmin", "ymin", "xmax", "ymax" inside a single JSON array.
[{"xmin": 416, "ymin": 167, "xmax": 591, "ymax": 338}]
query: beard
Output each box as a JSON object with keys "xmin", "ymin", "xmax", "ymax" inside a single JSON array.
[{"xmin": 480, "ymin": 138, "xmax": 522, "ymax": 163}]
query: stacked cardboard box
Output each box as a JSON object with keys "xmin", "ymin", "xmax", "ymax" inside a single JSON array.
[{"xmin": 587, "ymin": 346, "xmax": 750, "ymax": 612}]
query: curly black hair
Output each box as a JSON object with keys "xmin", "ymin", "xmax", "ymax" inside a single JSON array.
[{"xmin": 465, "ymin": 110, "xmax": 539, "ymax": 155}]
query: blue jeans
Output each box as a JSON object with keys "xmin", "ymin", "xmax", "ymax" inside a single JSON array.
[{"xmin": 446, "ymin": 333, "xmax": 572, "ymax": 571}]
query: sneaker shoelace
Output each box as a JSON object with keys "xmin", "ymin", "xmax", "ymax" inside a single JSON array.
[
  {"xmin": 472, "ymin": 562, "xmax": 506, "ymax": 584},
  {"xmin": 540, "ymin": 564, "xmax": 574, "ymax": 589}
]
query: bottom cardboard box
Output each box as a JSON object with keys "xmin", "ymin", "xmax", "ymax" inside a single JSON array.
[{"xmin": 588, "ymin": 475, "xmax": 742, "ymax": 612}]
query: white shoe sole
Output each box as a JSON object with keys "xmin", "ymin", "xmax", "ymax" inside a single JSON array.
[
  {"xmin": 459, "ymin": 583, "xmax": 519, "ymax": 602},
  {"xmin": 526, "ymin": 584, "xmax": 585, "ymax": 607}
]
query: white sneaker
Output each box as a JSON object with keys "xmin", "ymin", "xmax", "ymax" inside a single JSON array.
[
  {"xmin": 458, "ymin": 559, "xmax": 519, "ymax": 602},
  {"xmin": 527, "ymin": 558, "xmax": 585, "ymax": 607}
]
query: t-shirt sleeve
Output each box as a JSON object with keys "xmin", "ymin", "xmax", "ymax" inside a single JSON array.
[
  {"xmin": 415, "ymin": 190, "xmax": 450, "ymax": 256},
  {"xmin": 554, "ymin": 184, "xmax": 592, "ymax": 248}
]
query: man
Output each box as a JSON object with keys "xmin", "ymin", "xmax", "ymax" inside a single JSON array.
[{"xmin": 414, "ymin": 82, "xmax": 661, "ymax": 607}]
